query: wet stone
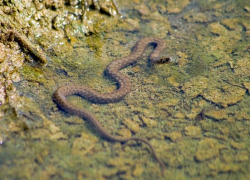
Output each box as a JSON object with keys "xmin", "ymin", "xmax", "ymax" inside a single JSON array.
[
  {"xmin": 244, "ymin": 6, "xmax": 250, "ymax": 13},
  {"xmin": 124, "ymin": 18, "xmax": 140, "ymax": 31},
  {"xmin": 134, "ymin": 4, "xmax": 151, "ymax": 16}
]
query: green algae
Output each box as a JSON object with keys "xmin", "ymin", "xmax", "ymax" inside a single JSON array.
[{"xmin": 20, "ymin": 65, "xmax": 46, "ymax": 83}]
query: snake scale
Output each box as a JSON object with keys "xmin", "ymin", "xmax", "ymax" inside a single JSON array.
[{"xmin": 53, "ymin": 37, "xmax": 167, "ymax": 169}]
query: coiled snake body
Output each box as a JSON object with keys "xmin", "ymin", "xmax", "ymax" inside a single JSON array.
[{"xmin": 53, "ymin": 37, "xmax": 166, "ymax": 168}]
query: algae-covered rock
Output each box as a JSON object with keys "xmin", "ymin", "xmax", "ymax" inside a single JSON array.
[
  {"xmin": 103, "ymin": 157, "xmax": 136, "ymax": 179},
  {"xmin": 234, "ymin": 151, "xmax": 249, "ymax": 162},
  {"xmin": 140, "ymin": 115, "xmax": 157, "ymax": 127},
  {"xmin": 209, "ymin": 22, "xmax": 227, "ymax": 36},
  {"xmin": 243, "ymin": 82, "xmax": 250, "ymax": 93},
  {"xmin": 221, "ymin": 18, "xmax": 239, "ymax": 30},
  {"xmin": 182, "ymin": 76, "xmax": 209, "ymax": 98},
  {"xmin": 233, "ymin": 58, "xmax": 250, "ymax": 77},
  {"xmin": 71, "ymin": 132, "xmax": 98, "ymax": 156},
  {"xmin": 208, "ymin": 158, "xmax": 239, "ymax": 175},
  {"xmin": 202, "ymin": 85, "xmax": 246, "ymax": 107},
  {"xmin": 165, "ymin": 131, "xmax": 182, "ymax": 142},
  {"xmin": 184, "ymin": 12, "xmax": 209, "ymax": 23},
  {"xmin": 132, "ymin": 164, "xmax": 144, "ymax": 177},
  {"xmin": 134, "ymin": 4, "xmax": 151, "ymax": 16},
  {"xmin": 184, "ymin": 126, "xmax": 202, "ymax": 137},
  {"xmin": 165, "ymin": 0, "xmax": 190, "ymax": 14},
  {"xmin": 230, "ymin": 141, "xmax": 246, "ymax": 150},
  {"xmin": 116, "ymin": 128, "xmax": 132, "ymax": 138},
  {"xmin": 204, "ymin": 109, "xmax": 228, "ymax": 121},
  {"xmin": 195, "ymin": 138, "xmax": 225, "ymax": 161},
  {"xmin": 122, "ymin": 118, "xmax": 140, "ymax": 133}
]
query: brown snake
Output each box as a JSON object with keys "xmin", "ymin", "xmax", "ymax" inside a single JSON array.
[{"xmin": 53, "ymin": 37, "xmax": 167, "ymax": 170}]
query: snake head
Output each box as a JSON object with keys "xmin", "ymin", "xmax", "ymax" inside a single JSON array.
[{"xmin": 153, "ymin": 55, "xmax": 178, "ymax": 65}]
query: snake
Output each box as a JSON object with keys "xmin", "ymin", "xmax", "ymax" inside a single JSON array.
[{"xmin": 53, "ymin": 37, "xmax": 167, "ymax": 169}]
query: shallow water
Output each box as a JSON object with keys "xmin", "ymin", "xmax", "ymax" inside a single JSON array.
[{"xmin": 1, "ymin": 0, "xmax": 250, "ymax": 179}]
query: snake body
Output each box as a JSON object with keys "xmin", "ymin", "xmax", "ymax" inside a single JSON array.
[{"xmin": 53, "ymin": 37, "xmax": 166, "ymax": 167}]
